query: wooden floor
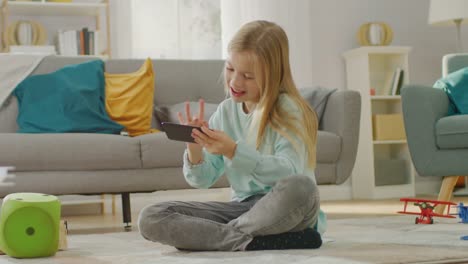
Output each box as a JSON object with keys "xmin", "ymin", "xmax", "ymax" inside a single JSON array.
[{"xmin": 62, "ymin": 188, "xmax": 468, "ymax": 235}]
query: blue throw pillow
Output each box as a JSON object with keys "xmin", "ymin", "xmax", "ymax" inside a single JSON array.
[
  {"xmin": 433, "ymin": 67, "xmax": 468, "ymax": 115},
  {"xmin": 14, "ymin": 60, "xmax": 124, "ymax": 134}
]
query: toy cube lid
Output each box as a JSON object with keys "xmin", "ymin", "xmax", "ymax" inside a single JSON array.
[{"xmin": 4, "ymin": 193, "xmax": 58, "ymax": 203}]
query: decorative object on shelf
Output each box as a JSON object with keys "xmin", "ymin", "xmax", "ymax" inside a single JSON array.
[
  {"xmin": 2, "ymin": 20, "xmax": 47, "ymax": 51},
  {"xmin": 357, "ymin": 22, "xmax": 393, "ymax": 46},
  {"xmin": 1, "ymin": 0, "xmax": 110, "ymax": 56},
  {"xmin": 428, "ymin": 0, "xmax": 468, "ymax": 52}
]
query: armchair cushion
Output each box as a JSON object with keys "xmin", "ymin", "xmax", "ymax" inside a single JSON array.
[
  {"xmin": 299, "ymin": 87, "xmax": 337, "ymax": 129},
  {"xmin": 433, "ymin": 67, "xmax": 468, "ymax": 115},
  {"xmin": 436, "ymin": 115, "xmax": 468, "ymax": 149}
]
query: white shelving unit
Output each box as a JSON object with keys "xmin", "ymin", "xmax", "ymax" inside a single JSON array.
[
  {"xmin": 343, "ymin": 46, "xmax": 415, "ymax": 199},
  {"xmin": 0, "ymin": 0, "xmax": 111, "ymax": 57}
]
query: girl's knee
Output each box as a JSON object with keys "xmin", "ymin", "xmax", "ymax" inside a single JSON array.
[
  {"xmin": 137, "ymin": 203, "xmax": 173, "ymax": 240},
  {"xmin": 278, "ymin": 175, "xmax": 318, "ymax": 204},
  {"xmin": 281, "ymin": 175, "xmax": 316, "ymax": 192}
]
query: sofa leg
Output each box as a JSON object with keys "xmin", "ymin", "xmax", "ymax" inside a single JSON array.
[
  {"xmin": 121, "ymin": 193, "xmax": 131, "ymax": 229},
  {"xmin": 435, "ymin": 176, "xmax": 459, "ymax": 214}
]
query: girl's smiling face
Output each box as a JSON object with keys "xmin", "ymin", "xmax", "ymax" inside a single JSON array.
[{"xmin": 225, "ymin": 51, "xmax": 260, "ymax": 113}]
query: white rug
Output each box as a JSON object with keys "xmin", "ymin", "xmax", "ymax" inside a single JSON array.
[{"xmin": 1, "ymin": 216, "xmax": 468, "ymax": 264}]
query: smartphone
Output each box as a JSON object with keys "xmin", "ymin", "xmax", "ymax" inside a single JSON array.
[{"xmin": 161, "ymin": 122, "xmax": 205, "ymax": 143}]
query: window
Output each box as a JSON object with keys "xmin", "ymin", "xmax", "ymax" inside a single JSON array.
[{"xmin": 131, "ymin": 0, "xmax": 221, "ymax": 59}]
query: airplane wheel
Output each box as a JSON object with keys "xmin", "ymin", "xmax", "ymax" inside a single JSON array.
[
  {"xmin": 415, "ymin": 217, "xmax": 419, "ymax": 224},
  {"xmin": 430, "ymin": 218, "xmax": 434, "ymax": 224}
]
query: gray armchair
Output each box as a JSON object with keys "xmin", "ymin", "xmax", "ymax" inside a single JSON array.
[{"xmin": 401, "ymin": 53, "xmax": 468, "ymax": 213}]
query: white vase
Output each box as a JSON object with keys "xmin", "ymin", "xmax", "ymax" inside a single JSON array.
[
  {"xmin": 17, "ymin": 22, "xmax": 32, "ymax": 45},
  {"xmin": 368, "ymin": 23, "xmax": 382, "ymax": 45}
]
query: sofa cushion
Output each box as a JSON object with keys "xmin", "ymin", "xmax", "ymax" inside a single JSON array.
[
  {"xmin": 0, "ymin": 133, "xmax": 141, "ymax": 171},
  {"xmin": 139, "ymin": 132, "xmax": 187, "ymax": 168},
  {"xmin": 316, "ymin": 131, "xmax": 341, "ymax": 163},
  {"xmin": 14, "ymin": 60, "xmax": 124, "ymax": 134},
  {"xmin": 105, "ymin": 58, "xmax": 156, "ymax": 136},
  {"xmin": 139, "ymin": 130, "xmax": 341, "ymax": 169},
  {"xmin": 433, "ymin": 67, "xmax": 468, "ymax": 115},
  {"xmin": 436, "ymin": 115, "xmax": 468, "ymax": 149}
]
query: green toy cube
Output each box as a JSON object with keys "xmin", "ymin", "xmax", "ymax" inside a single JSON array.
[{"xmin": 0, "ymin": 193, "xmax": 61, "ymax": 258}]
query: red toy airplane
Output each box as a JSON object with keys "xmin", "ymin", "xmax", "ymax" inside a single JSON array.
[{"xmin": 398, "ymin": 198, "xmax": 456, "ymax": 224}]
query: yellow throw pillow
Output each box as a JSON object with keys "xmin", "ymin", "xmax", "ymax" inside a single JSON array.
[{"xmin": 105, "ymin": 58, "xmax": 158, "ymax": 136}]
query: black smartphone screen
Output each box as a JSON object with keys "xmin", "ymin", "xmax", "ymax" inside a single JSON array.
[{"xmin": 161, "ymin": 122, "xmax": 204, "ymax": 143}]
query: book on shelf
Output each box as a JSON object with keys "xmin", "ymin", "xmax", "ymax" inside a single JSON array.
[
  {"xmin": 395, "ymin": 70, "xmax": 404, "ymax": 95},
  {"xmin": 390, "ymin": 68, "xmax": 404, "ymax": 95},
  {"xmin": 381, "ymin": 70, "xmax": 395, "ymax": 96},
  {"xmin": 379, "ymin": 68, "xmax": 405, "ymax": 96},
  {"xmin": 56, "ymin": 28, "xmax": 100, "ymax": 56}
]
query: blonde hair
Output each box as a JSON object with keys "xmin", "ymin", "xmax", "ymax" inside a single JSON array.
[{"xmin": 226, "ymin": 20, "xmax": 318, "ymax": 169}]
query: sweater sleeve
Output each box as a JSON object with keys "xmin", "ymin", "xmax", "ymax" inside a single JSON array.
[
  {"xmin": 225, "ymin": 132, "xmax": 308, "ymax": 186},
  {"xmin": 183, "ymin": 150, "xmax": 225, "ymax": 189},
  {"xmin": 182, "ymin": 104, "xmax": 225, "ymax": 189}
]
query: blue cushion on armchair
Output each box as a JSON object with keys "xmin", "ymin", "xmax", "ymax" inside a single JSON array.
[
  {"xmin": 433, "ymin": 67, "xmax": 468, "ymax": 115},
  {"xmin": 14, "ymin": 60, "xmax": 124, "ymax": 134}
]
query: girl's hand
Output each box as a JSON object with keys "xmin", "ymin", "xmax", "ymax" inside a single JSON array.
[
  {"xmin": 177, "ymin": 99, "xmax": 208, "ymax": 128},
  {"xmin": 178, "ymin": 99, "xmax": 207, "ymax": 164},
  {"xmin": 192, "ymin": 126, "xmax": 237, "ymax": 159}
]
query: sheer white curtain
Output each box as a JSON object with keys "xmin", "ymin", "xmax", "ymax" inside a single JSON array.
[
  {"xmin": 220, "ymin": 0, "xmax": 314, "ymax": 88},
  {"xmin": 109, "ymin": 0, "xmax": 133, "ymax": 58},
  {"xmin": 130, "ymin": 0, "xmax": 221, "ymax": 59},
  {"xmin": 110, "ymin": 0, "xmax": 313, "ymax": 87}
]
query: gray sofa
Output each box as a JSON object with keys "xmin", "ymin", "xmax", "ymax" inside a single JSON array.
[{"xmin": 0, "ymin": 56, "xmax": 360, "ymax": 226}]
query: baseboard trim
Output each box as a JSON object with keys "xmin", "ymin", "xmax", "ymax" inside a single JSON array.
[
  {"xmin": 415, "ymin": 180, "xmax": 442, "ymax": 196},
  {"xmin": 60, "ymin": 195, "xmax": 103, "ymax": 216},
  {"xmin": 318, "ymin": 184, "xmax": 352, "ymax": 201}
]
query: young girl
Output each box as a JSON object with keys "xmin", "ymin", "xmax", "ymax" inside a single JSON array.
[{"xmin": 138, "ymin": 20, "xmax": 325, "ymax": 251}]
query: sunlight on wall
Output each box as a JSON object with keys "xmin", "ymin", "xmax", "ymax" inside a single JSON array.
[{"xmin": 131, "ymin": 0, "xmax": 221, "ymax": 59}]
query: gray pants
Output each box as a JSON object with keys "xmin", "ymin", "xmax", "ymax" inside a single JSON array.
[{"xmin": 138, "ymin": 175, "xmax": 319, "ymax": 251}]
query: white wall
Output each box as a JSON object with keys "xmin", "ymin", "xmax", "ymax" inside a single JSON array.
[
  {"xmin": 5, "ymin": 0, "xmax": 467, "ymax": 87},
  {"xmin": 220, "ymin": 0, "xmax": 314, "ymax": 89},
  {"xmin": 109, "ymin": 0, "xmax": 132, "ymax": 58},
  {"xmin": 308, "ymin": 0, "xmax": 468, "ymax": 89},
  {"xmin": 11, "ymin": 0, "xmax": 465, "ymax": 88},
  {"xmin": 220, "ymin": 0, "xmax": 468, "ymax": 90}
]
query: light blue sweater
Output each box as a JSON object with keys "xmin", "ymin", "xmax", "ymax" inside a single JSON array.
[{"xmin": 183, "ymin": 95, "xmax": 326, "ymax": 234}]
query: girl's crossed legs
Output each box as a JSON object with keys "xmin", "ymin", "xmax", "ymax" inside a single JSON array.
[{"xmin": 138, "ymin": 175, "xmax": 320, "ymax": 251}]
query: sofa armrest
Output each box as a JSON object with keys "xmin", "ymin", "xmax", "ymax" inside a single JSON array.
[
  {"xmin": 401, "ymin": 85, "xmax": 449, "ymax": 176},
  {"xmin": 0, "ymin": 96, "xmax": 18, "ymax": 133},
  {"xmin": 320, "ymin": 90, "xmax": 361, "ymax": 184}
]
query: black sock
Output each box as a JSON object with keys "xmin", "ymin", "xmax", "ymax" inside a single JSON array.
[{"xmin": 245, "ymin": 228, "xmax": 322, "ymax": 251}]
